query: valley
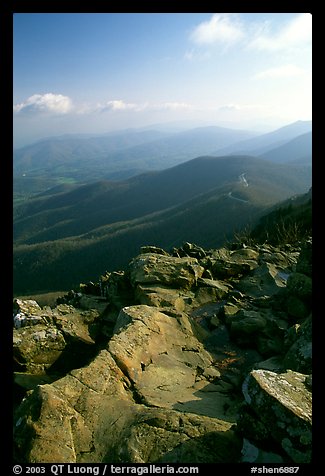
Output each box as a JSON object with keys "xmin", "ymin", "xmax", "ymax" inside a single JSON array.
[{"xmin": 13, "ymin": 121, "xmax": 312, "ymax": 295}]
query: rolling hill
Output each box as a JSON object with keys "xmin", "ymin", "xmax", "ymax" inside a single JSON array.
[
  {"xmin": 215, "ymin": 120, "xmax": 312, "ymax": 157},
  {"xmin": 13, "ymin": 126, "xmax": 258, "ymax": 197},
  {"xmin": 14, "ymin": 155, "xmax": 311, "ymax": 245},
  {"xmin": 260, "ymin": 132, "xmax": 312, "ymax": 165},
  {"xmin": 13, "ymin": 154, "xmax": 312, "ymax": 294}
]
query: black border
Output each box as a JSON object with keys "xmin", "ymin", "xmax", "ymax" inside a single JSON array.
[{"xmin": 4, "ymin": 1, "xmax": 316, "ymax": 471}]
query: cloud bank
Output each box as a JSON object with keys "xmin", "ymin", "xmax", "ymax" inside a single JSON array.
[
  {"xmin": 14, "ymin": 95, "xmax": 194, "ymax": 117},
  {"xmin": 13, "ymin": 93, "xmax": 73, "ymax": 114}
]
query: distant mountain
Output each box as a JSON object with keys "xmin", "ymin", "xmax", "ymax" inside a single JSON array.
[
  {"xmin": 13, "ymin": 154, "xmax": 311, "ymax": 294},
  {"xmin": 260, "ymin": 132, "xmax": 312, "ymax": 165},
  {"xmin": 13, "ymin": 154, "xmax": 311, "ymax": 245},
  {"xmin": 14, "ymin": 122, "xmax": 312, "ymax": 201},
  {"xmin": 216, "ymin": 120, "xmax": 312, "ymax": 157},
  {"xmin": 13, "ymin": 129, "xmax": 168, "ymax": 175},
  {"xmin": 13, "ymin": 126, "xmax": 258, "ymax": 197}
]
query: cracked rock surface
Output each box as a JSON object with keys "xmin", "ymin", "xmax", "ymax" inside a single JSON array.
[
  {"xmin": 13, "ymin": 240, "xmax": 312, "ymax": 463},
  {"xmin": 14, "ymin": 308, "xmax": 241, "ymax": 463}
]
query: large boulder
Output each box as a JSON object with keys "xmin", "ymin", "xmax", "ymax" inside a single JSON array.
[
  {"xmin": 14, "ymin": 305, "xmax": 242, "ymax": 463},
  {"xmin": 134, "ymin": 284, "xmax": 191, "ymax": 312},
  {"xmin": 13, "ymin": 239, "xmax": 313, "ymax": 464},
  {"xmin": 208, "ymin": 247, "xmax": 258, "ymax": 279},
  {"xmin": 13, "ymin": 300, "xmax": 103, "ymax": 377},
  {"xmin": 116, "ymin": 410, "xmax": 241, "ymax": 463},
  {"xmin": 109, "ymin": 305, "xmax": 230, "ymax": 417},
  {"xmin": 129, "ymin": 253, "xmax": 204, "ymax": 289},
  {"xmin": 13, "ymin": 299, "xmax": 53, "ymax": 328},
  {"xmin": 52, "ymin": 304, "xmax": 101, "ymax": 345},
  {"xmin": 240, "ymin": 369, "xmax": 312, "ymax": 463},
  {"xmin": 195, "ymin": 278, "xmax": 231, "ymax": 306},
  {"xmin": 13, "ymin": 324, "xmax": 67, "ymax": 373},
  {"xmin": 13, "ymin": 299, "xmax": 42, "ymax": 316},
  {"xmin": 237, "ymin": 262, "xmax": 287, "ymax": 298}
]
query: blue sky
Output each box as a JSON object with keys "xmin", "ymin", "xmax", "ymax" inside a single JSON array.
[{"xmin": 13, "ymin": 13, "xmax": 312, "ymax": 147}]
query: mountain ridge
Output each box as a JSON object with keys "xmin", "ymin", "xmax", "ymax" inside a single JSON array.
[
  {"xmin": 215, "ymin": 120, "xmax": 312, "ymax": 157},
  {"xmin": 13, "ymin": 125, "xmax": 257, "ymax": 183},
  {"xmin": 260, "ymin": 131, "xmax": 312, "ymax": 164},
  {"xmin": 13, "ymin": 121, "xmax": 312, "ymax": 202},
  {"xmin": 14, "ymin": 155, "xmax": 311, "ymax": 245},
  {"xmin": 13, "ymin": 154, "xmax": 311, "ymax": 294}
]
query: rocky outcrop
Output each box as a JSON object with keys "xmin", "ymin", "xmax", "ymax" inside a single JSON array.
[
  {"xmin": 239, "ymin": 369, "xmax": 312, "ymax": 463},
  {"xmin": 13, "ymin": 238, "xmax": 312, "ymax": 463},
  {"xmin": 13, "ymin": 299, "xmax": 103, "ymax": 377},
  {"xmin": 14, "ymin": 306, "xmax": 242, "ymax": 463},
  {"xmin": 129, "ymin": 253, "xmax": 205, "ymax": 289}
]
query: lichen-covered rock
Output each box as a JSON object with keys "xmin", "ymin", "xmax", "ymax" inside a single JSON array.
[
  {"xmin": 134, "ymin": 284, "xmax": 191, "ymax": 312},
  {"xmin": 13, "ymin": 299, "xmax": 103, "ymax": 378},
  {"xmin": 13, "ymin": 299, "xmax": 42, "ymax": 316},
  {"xmin": 52, "ymin": 306, "xmax": 100, "ymax": 344},
  {"xmin": 117, "ymin": 410, "xmax": 241, "ymax": 463},
  {"xmin": 14, "ymin": 306, "xmax": 242, "ymax": 463},
  {"xmin": 13, "ymin": 239, "xmax": 313, "ymax": 464},
  {"xmin": 237, "ymin": 262, "xmax": 287, "ymax": 298},
  {"xmin": 140, "ymin": 245, "xmax": 169, "ymax": 256},
  {"xmin": 210, "ymin": 253, "xmax": 255, "ymax": 279},
  {"xmin": 109, "ymin": 305, "xmax": 229, "ymax": 416},
  {"xmin": 129, "ymin": 253, "xmax": 204, "ymax": 289},
  {"xmin": 257, "ymin": 246, "xmax": 299, "ymax": 270},
  {"xmin": 195, "ymin": 278, "xmax": 231, "ymax": 304},
  {"xmin": 13, "ymin": 324, "xmax": 67, "ymax": 373},
  {"xmin": 241, "ymin": 369, "xmax": 312, "ymax": 463},
  {"xmin": 14, "ymin": 350, "xmax": 134, "ymax": 463},
  {"xmin": 13, "ymin": 299, "xmax": 52, "ymax": 328}
]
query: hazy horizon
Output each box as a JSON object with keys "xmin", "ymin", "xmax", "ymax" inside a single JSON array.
[{"xmin": 13, "ymin": 13, "xmax": 312, "ymax": 148}]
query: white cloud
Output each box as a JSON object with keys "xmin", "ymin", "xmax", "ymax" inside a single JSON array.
[
  {"xmin": 190, "ymin": 13, "xmax": 244, "ymax": 46},
  {"xmin": 13, "ymin": 95, "xmax": 195, "ymax": 118},
  {"xmin": 98, "ymin": 100, "xmax": 141, "ymax": 112},
  {"xmin": 13, "ymin": 93, "xmax": 73, "ymax": 114},
  {"xmin": 249, "ymin": 13, "xmax": 312, "ymax": 52},
  {"xmin": 253, "ymin": 64, "xmax": 305, "ymax": 80},
  {"xmin": 189, "ymin": 13, "xmax": 311, "ymax": 56},
  {"xmin": 14, "ymin": 96, "xmax": 150, "ymax": 116},
  {"xmin": 97, "ymin": 100, "xmax": 193, "ymax": 113}
]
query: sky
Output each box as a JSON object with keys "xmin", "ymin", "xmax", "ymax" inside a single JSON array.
[{"xmin": 13, "ymin": 13, "xmax": 312, "ymax": 147}]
